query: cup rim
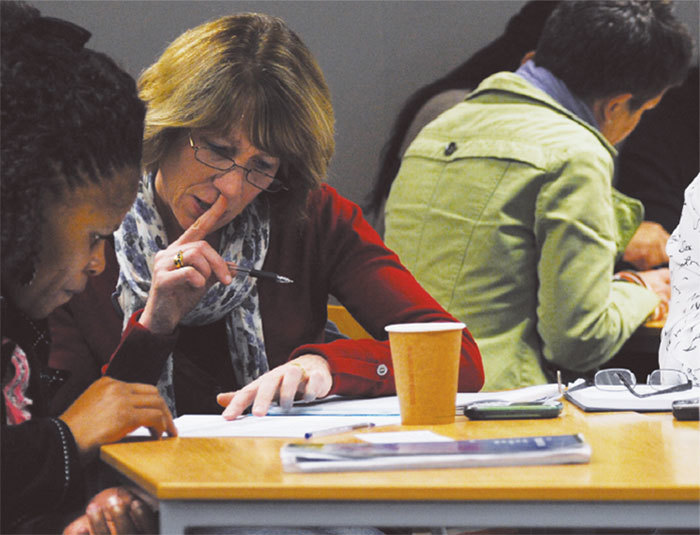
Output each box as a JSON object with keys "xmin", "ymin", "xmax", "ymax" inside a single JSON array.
[{"xmin": 385, "ymin": 322, "xmax": 466, "ymax": 333}]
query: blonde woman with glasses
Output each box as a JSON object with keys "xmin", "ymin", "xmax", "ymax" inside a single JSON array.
[{"xmin": 49, "ymin": 13, "xmax": 484, "ymax": 426}]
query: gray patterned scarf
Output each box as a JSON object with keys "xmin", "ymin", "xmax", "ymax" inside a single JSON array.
[{"xmin": 113, "ymin": 174, "xmax": 270, "ymax": 415}]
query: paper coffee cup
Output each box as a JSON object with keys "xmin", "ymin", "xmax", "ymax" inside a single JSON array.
[{"xmin": 385, "ymin": 322, "xmax": 465, "ymax": 425}]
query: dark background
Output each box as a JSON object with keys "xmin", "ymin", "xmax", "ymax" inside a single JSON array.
[{"xmin": 37, "ymin": 0, "xmax": 699, "ymax": 227}]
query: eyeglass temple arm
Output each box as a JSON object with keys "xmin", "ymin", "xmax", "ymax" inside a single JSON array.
[
  {"xmin": 617, "ymin": 373, "xmax": 693, "ymax": 398},
  {"xmin": 649, "ymin": 381, "xmax": 694, "ymax": 396}
]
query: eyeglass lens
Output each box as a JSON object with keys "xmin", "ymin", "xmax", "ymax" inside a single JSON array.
[
  {"xmin": 594, "ymin": 368, "xmax": 636, "ymax": 390},
  {"xmin": 196, "ymin": 148, "xmax": 278, "ymax": 190},
  {"xmin": 595, "ymin": 368, "xmax": 688, "ymax": 391},
  {"xmin": 647, "ymin": 369, "xmax": 688, "ymax": 390}
]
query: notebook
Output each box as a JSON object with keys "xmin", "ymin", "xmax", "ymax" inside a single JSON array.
[
  {"xmin": 281, "ymin": 433, "xmax": 591, "ymax": 472},
  {"xmin": 564, "ymin": 385, "xmax": 700, "ymax": 412}
]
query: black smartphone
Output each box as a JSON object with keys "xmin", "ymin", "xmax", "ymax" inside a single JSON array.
[
  {"xmin": 463, "ymin": 401, "xmax": 563, "ymax": 420},
  {"xmin": 672, "ymin": 398, "xmax": 699, "ymax": 421}
]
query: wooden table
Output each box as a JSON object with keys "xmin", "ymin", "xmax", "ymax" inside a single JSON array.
[
  {"xmin": 643, "ymin": 318, "xmax": 666, "ymax": 332},
  {"xmin": 101, "ymin": 402, "xmax": 699, "ymax": 533}
]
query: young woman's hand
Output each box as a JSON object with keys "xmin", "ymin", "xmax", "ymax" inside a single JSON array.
[
  {"xmin": 216, "ymin": 354, "xmax": 333, "ymax": 419},
  {"xmin": 140, "ymin": 196, "xmax": 232, "ymax": 334},
  {"xmin": 62, "ymin": 486, "xmax": 156, "ymax": 535},
  {"xmin": 60, "ymin": 377, "xmax": 177, "ymax": 462}
]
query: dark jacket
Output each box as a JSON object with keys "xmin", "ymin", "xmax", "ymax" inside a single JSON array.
[{"xmin": 1, "ymin": 296, "xmax": 85, "ymax": 533}]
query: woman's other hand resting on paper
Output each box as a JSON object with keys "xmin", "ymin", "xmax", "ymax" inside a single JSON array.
[
  {"xmin": 63, "ymin": 486, "xmax": 156, "ymax": 535},
  {"xmin": 59, "ymin": 377, "xmax": 177, "ymax": 462},
  {"xmin": 217, "ymin": 354, "xmax": 332, "ymax": 419}
]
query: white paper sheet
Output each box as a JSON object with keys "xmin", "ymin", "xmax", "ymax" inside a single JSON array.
[
  {"xmin": 129, "ymin": 414, "xmax": 401, "ymax": 438},
  {"xmin": 266, "ymin": 383, "xmax": 563, "ymax": 417},
  {"xmin": 357, "ymin": 431, "xmax": 453, "ymax": 443},
  {"xmin": 128, "ymin": 384, "xmax": 563, "ymax": 439},
  {"xmin": 565, "ymin": 385, "xmax": 700, "ymax": 412}
]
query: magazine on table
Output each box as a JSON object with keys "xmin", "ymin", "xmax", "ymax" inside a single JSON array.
[{"xmin": 281, "ymin": 433, "xmax": 591, "ymax": 473}]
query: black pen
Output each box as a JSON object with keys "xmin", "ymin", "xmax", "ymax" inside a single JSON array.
[{"xmin": 226, "ymin": 262, "xmax": 294, "ymax": 284}]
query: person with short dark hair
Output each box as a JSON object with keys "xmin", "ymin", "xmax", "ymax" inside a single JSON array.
[
  {"xmin": 1, "ymin": 2, "xmax": 176, "ymax": 532},
  {"xmin": 385, "ymin": 0, "xmax": 694, "ymax": 390}
]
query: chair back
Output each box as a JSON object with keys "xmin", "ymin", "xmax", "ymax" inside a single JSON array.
[{"xmin": 327, "ymin": 304, "xmax": 373, "ymax": 340}]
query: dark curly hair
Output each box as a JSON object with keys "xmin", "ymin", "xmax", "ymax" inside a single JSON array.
[{"xmin": 1, "ymin": 1, "xmax": 145, "ymax": 284}]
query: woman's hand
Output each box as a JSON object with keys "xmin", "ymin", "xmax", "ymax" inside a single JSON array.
[
  {"xmin": 623, "ymin": 221, "xmax": 670, "ymax": 270},
  {"xmin": 63, "ymin": 486, "xmax": 156, "ymax": 535},
  {"xmin": 60, "ymin": 377, "xmax": 177, "ymax": 462},
  {"xmin": 216, "ymin": 354, "xmax": 333, "ymax": 419},
  {"xmin": 140, "ymin": 196, "xmax": 232, "ymax": 334}
]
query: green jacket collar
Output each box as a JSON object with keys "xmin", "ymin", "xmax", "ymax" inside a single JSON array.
[{"xmin": 468, "ymin": 72, "xmax": 617, "ymax": 158}]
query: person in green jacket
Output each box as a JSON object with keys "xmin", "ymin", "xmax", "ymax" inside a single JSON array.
[{"xmin": 385, "ymin": 0, "xmax": 694, "ymax": 390}]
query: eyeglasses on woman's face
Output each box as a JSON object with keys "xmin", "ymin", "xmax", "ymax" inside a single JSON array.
[
  {"xmin": 594, "ymin": 368, "xmax": 695, "ymax": 398},
  {"xmin": 188, "ymin": 132, "xmax": 287, "ymax": 193}
]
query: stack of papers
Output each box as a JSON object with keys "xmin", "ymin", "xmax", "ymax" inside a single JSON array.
[
  {"xmin": 564, "ymin": 385, "xmax": 700, "ymax": 412},
  {"xmin": 129, "ymin": 384, "xmax": 565, "ymax": 439},
  {"xmin": 281, "ymin": 434, "xmax": 592, "ymax": 472}
]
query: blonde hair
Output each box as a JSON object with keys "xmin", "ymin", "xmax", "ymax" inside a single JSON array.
[{"xmin": 138, "ymin": 13, "xmax": 335, "ymax": 216}]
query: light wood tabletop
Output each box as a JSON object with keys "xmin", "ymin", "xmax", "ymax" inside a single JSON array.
[
  {"xmin": 102, "ymin": 402, "xmax": 699, "ymax": 503},
  {"xmin": 643, "ymin": 319, "xmax": 666, "ymax": 331}
]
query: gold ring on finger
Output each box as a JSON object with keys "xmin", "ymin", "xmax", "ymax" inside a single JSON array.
[
  {"xmin": 173, "ymin": 250, "xmax": 185, "ymax": 269},
  {"xmin": 289, "ymin": 361, "xmax": 308, "ymax": 381}
]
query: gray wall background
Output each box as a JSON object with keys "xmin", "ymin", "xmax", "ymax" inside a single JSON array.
[{"xmin": 36, "ymin": 0, "xmax": 699, "ymax": 221}]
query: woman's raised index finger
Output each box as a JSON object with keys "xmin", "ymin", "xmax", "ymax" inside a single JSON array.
[{"xmin": 178, "ymin": 195, "xmax": 228, "ymax": 244}]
